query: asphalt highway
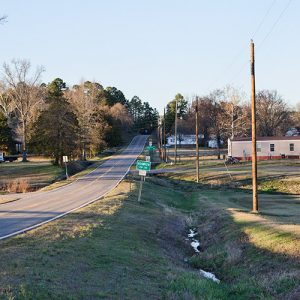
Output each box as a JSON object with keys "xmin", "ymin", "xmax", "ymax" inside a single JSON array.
[{"xmin": 0, "ymin": 135, "xmax": 148, "ymax": 240}]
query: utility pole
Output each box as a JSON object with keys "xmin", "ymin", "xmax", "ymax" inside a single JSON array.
[
  {"xmin": 251, "ymin": 39, "xmax": 258, "ymax": 213},
  {"xmin": 231, "ymin": 103, "xmax": 234, "ymax": 139},
  {"xmin": 195, "ymin": 97, "xmax": 200, "ymax": 183},
  {"xmin": 160, "ymin": 118, "xmax": 163, "ymax": 160},
  {"xmin": 157, "ymin": 118, "xmax": 161, "ymax": 158},
  {"xmin": 174, "ymin": 99, "xmax": 178, "ymax": 164},
  {"xmin": 163, "ymin": 107, "xmax": 167, "ymax": 162}
]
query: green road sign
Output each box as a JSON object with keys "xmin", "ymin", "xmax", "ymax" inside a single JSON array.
[
  {"xmin": 136, "ymin": 160, "xmax": 151, "ymax": 171},
  {"xmin": 146, "ymin": 146, "xmax": 156, "ymax": 151}
]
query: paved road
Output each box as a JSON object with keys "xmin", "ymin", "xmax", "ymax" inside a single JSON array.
[{"xmin": 0, "ymin": 135, "xmax": 148, "ymax": 240}]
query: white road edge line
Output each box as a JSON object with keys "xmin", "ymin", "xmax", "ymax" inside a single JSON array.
[
  {"xmin": 39, "ymin": 137, "xmax": 138, "ymax": 194},
  {"xmin": 0, "ymin": 137, "xmax": 147, "ymax": 241}
]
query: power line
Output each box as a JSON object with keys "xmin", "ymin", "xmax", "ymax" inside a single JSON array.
[
  {"xmin": 205, "ymin": 0, "xmax": 278, "ymax": 92},
  {"xmin": 252, "ymin": 0, "xmax": 277, "ymax": 39},
  {"xmin": 228, "ymin": 61, "xmax": 248, "ymax": 85},
  {"xmin": 219, "ymin": 0, "xmax": 292, "ymax": 90},
  {"xmin": 257, "ymin": 0, "xmax": 292, "ymax": 49}
]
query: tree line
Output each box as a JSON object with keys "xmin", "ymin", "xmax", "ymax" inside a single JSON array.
[
  {"xmin": 164, "ymin": 86, "xmax": 299, "ymax": 149},
  {"xmin": 0, "ymin": 59, "xmax": 158, "ymax": 165}
]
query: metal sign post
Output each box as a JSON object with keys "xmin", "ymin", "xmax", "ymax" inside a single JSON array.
[
  {"xmin": 136, "ymin": 160, "xmax": 151, "ymax": 202},
  {"xmin": 146, "ymin": 146, "xmax": 156, "ymax": 162},
  {"xmin": 63, "ymin": 156, "xmax": 69, "ymax": 179},
  {"xmin": 137, "ymin": 175, "xmax": 144, "ymax": 202}
]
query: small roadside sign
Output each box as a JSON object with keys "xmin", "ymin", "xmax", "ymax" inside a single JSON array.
[
  {"xmin": 146, "ymin": 156, "xmax": 151, "ymax": 162},
  {"xmin": 136, "ymin": 160, "xmax": 151, "ymax": 203},
  {"xmin": 136, "ymin": 160, "xmax": 151, "ymax": 171},
  {"xmin": 149, "ymin": 140, "xmax": 152, "ymax": 146},
  {"xmin": 139, "ymin": 170, "xmax": 147, "ymax": 176},
  {"xmin": 63, "ymin": 156, "xmax": 69, "ymax": 178},
  {"xmin": 146, "ymin": 146, "xmax": 156, "ymax": 151}
]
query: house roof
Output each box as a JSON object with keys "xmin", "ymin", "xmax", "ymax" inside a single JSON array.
[{"xmin": 231, "ymin": 136, "xmax": 300, "ymax": 142}]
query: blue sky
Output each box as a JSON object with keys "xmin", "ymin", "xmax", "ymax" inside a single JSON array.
[{"xmin": 1, "ymin": 0, "xmax": 299, "ymax": 113}]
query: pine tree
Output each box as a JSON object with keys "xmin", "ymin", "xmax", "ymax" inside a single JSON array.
[
  {"xmin": 0, "ymin": 112, "xmax": 13, "ymax": 152},
  {"xmin": 31, "ymin": 78, "xmax": 79, "ymax": 165}
]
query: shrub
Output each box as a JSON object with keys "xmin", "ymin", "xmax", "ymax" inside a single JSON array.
[{"xmin": 5, "ymin": 179, "xmax": 29, "ymax": 193}]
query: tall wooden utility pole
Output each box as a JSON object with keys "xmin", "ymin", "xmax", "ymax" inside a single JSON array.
[
  {"xmin": 160, "ymin": 118, "xmax": 163, "ymax": 159},
  {"xmin": 174, "ymin": 99, "xmax": 178, "ymax": 164},
  {"xmin": 163, "ymin": 107, "xmax": 167, "ymax": 162},
  {"xmin": 195, "ymin": 97, "xmax": 200, "ymax": 183},
  {"xmin": 251, "ymin": 39, "xmax": 258, "ymax": 213},
  {"xmin": 157, "ymin": 119, "xmax": 161, "ymax": 157},
  {"xmin": 231, "ymin": 103, "xmax": 234, "ymax": 139}
]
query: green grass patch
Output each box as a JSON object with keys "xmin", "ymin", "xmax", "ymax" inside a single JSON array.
[
  {"xmin": 0, "ymin": 176, "xmax": 299, "ymax": 299},
  {"xmin": 255, "ymin": 178, "xmax": 300, "ymax": 195}
]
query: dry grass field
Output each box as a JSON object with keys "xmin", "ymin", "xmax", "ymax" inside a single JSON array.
[
  {"xmin": 157, "ymin": 152, "xmax": 300, "ymax": 194},
  {"xmin": 0, "ymin": 160, "xmax": 62, "ymax": 193}
]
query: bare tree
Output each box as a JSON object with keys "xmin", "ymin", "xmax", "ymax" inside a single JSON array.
[
  {"xmin": 2, "ymin": 59, "xmax": 45, "ymax": 161},
  {"xmin": 0, "ymin": 81, "xmax": 13, "ymax": 118},
  {"xmin": 222, "ymin": 85, "xmax": 250, "ymax": 138},
  {"xmin": 67, "ymin": 82, "xmax": 108, "ymax": 159},
  {"xmin": 256, "ymin": 90, "xmax": 291, "ymax": 136},
  {"xmin": 0, "ymin": 15, "xmax": 7, "ymax": 24},
  {"xmin": 110, "ymin": 103, "xmax": 133, "ymax": 128},
  {"xmin": 201, "ymin": 89, "xmax": 245, "ymax": 158},
  {"xmin": 290, "ymin": 103, "xmax": 300, "ymax": 131}
]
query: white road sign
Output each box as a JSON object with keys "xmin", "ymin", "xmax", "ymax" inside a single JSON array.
[{"xmin": 139, "ymin": 170, "xmax": 147, "ymax": 176}]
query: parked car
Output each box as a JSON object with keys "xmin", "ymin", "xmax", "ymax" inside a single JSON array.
[
  {"xmin": 225, "ymin": 156, "xmax": 240, "ymax": 164},
  {"xmin": 0, "ymin": 152, "xmax": 18, "ymax": 163}
]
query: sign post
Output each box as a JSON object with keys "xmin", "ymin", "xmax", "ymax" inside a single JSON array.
[
  {"xmin": 136, "ymin": 160, "xmax": 151, "ymax": 172},
  {"xmin": 146, "ymin": 145, "xmax": 156, "ymax": 162},
  {"xmin": 136, "ymin": 160, "xmax": 151, "ymax": 202},
  {"xmin": 63, "ymin": 156, "xmax": 69, "ymax": 179},
  {"xmin": 146, "ymin": 146, "xmax": 156, "ymax": 152}
]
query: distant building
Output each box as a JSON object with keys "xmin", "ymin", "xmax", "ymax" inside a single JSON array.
[
  {"xmin": 228, "ymin": 136, "xmax": 300, "ymax": 160},
  {"xmin": 167, "ymin": 134, "xmax": 204, "ymax": 147},
  {"xmin": 15, "ymin": 141, "xmax": 22, "ymax": 154},
  {"xmin": 285, "ymin": 127, "xmax": 300, "ymax": 136},
  {"xmin": 208, "ymin": 139, "xmax": 224, "ymax": 148}
]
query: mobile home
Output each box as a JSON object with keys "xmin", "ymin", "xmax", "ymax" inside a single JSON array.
[
  {"xmin": 167, "ymin": 134, "xmax": 204, "ymax": 147},
  {"xmin": 228, "ymin": 136, "xmax": 300, "ymax": 160}
]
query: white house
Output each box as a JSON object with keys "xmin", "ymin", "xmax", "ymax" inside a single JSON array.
[
  {"xmin": 285, "ymin": 127, "xmax": 300, "ymax": 136},
  {"xmin": 228, "ymin": 136, "xmax": 300, "ymax": 160},
  {"xmin": 208, "ymin": 139, "xmax": 224, "ymax": 148},
  {"xmin": 167, "ymin": 134, "xmax": 204, "ymax": 147}
]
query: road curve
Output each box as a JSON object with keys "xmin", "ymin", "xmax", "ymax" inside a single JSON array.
[{"xmin": 0, "ymin": 135, "xmax": 148, "ymax": 240}]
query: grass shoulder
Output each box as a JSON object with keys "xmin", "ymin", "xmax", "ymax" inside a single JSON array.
[{"xmin": 0, "ymin": 174, "xmax": 299, "ymax": 299}]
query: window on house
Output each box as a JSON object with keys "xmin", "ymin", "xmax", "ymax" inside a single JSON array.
[
  {"xmin": 257, "ymin": 142, "xmax": 261, "ymax": 152},
  {"xmin": 270, "ymin": 144, "xmax": 275, "ymax": 152},
  {"xmin": 290, "ymin": 143, "xmax": 294, "ymax": 151}
]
